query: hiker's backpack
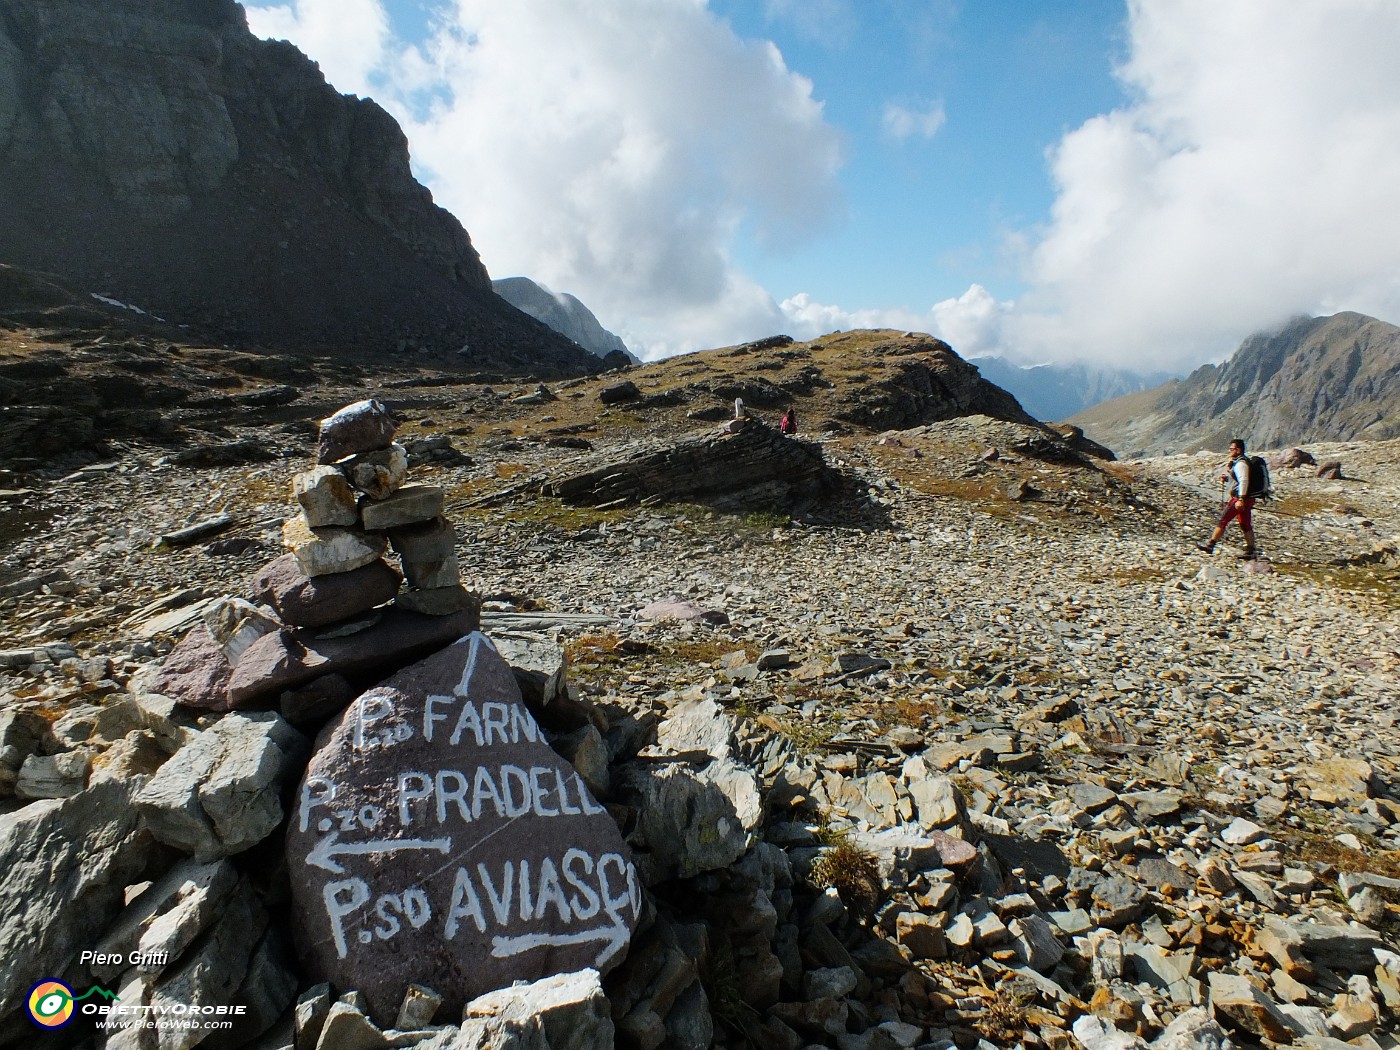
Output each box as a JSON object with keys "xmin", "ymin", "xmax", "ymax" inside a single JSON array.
[{"xmin": 1244, "ymin": 454, "xmax": 1273, "ymax": 500}]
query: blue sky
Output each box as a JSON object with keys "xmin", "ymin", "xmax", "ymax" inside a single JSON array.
[
  {"xmin": 706, "ymin": 1, "xmax": 1126, "ymax": 308},
  {"xmin": 243, "ymin": 1, "xmax": 1400, "ymax": 370}
]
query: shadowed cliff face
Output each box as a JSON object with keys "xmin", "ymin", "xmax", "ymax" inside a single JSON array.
[{"xmin": 0, "ymin": 0, "xmax": 600, "ymax": 373}]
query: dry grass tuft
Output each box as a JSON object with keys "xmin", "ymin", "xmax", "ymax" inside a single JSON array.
[{"xmin": 810, "ymin": 835, "xmax": 882, "ymax": 918}]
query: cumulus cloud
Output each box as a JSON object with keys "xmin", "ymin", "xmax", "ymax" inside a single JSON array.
[
  {"xmin": 1010, "ymin": 0, "xmax": 1400, "ymax": 370},
  {"xmin": 881, "ymin": 99, "xmax": 947, "ymax": 142},
  {"xmin": 778, "ymin": 284, "xmax": 1011, "ymax": 359}
]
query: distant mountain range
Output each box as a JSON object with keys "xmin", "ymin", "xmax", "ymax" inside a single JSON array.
[
  {"xmin": 969, "ymin": 357, "xmax": 1173, "ymax": 423},
  {"xmin": 1069, "ymin": 311, "xmax": 1400, "ymax": 457},
  {"xmin": 492, "ymin": 278, "xmax": 638, "ymax": 367},
  {"xmin": 0, "ymin": 0, "xmax": 601, "ymax": 375}
]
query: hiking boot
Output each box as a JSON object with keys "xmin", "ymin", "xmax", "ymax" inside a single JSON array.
[{"xmin": 1196, "ymin": 542, "xmax": 1215, "ymax": 554}]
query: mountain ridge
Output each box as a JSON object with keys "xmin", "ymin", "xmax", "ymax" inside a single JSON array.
[
  {"xmin": 969, "ymin": 356, "xmax": 1173, "ymax": 423},
  {"xmin": 0, "ymin": 0, "xmax": 602, "ymax": 376},
  {"xmin": 492, "ymin": 277, "xmax": 638, "ymax": 367},
  {"xmin": 1070, "ymin": 311, "xmax": 1400, "ymax": 456}
]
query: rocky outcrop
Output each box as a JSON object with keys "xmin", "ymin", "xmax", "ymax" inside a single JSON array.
[
  {"xmin": 0, "ymin": 0, "xmax": 601, "ymax": 372},
  {"xmin": 1071, "ymin": 312, "xmax": 1400, "ymax": 456},
  {"xmin": 834, "ymin": 337, "xmax": 1038, "ymax": 432},
  {"xmin": 541, "ymin": 418, "xmax": 837, "ymax": 511},
  {"xmin": 494, "ymin": 277, "xmax": 638, "ymax": 366}
]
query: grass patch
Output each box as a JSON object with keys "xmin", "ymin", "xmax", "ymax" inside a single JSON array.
[
  {"xmin": 976, "ymin": 990, "xmax": 1033, "ymax": 1045},
  {"xmin": 1287, "ymin": 829, "xmax": 1400, "ymax": 881},
  {"xmin": 742, "ymin": 509, "xmax": 790, "ymax": 530},
  {"xmin": 846, "ymin": 689, "xmax": 943, "ymax": 733},
  {"xmin": 1265, "ymin": 492, "xmax": 1354, "ymax": 519},
  {"xmin": 763, "ymin": 709, "xmax": 840, "ymax": 754},
  {"xmin": 1273, "ymin": 563, "xmax": 1400, "ymax": 611},
  {"xmin": 595, "ymin": 410, "xmax": 650, "ymax": 431}
]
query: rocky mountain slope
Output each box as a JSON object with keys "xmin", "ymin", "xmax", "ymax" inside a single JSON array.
[
  {"xmin": 0, "ymin": 0, "xmax": 600, "ymax": 374},
  {"xmin": 493, "ymin": 277, "xmax": 638, "ymax": 366},
  {"xmin": 1070, "ymin": 312, "xmax": 1400, "ymax": 457},
  {"xmin": 3, "ymin": 318, "xmax": 1399, "ymax": 1049}
]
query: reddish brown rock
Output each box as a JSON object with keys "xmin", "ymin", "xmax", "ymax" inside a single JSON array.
[
  {"xmin": 280, "ymin": 674, "xmax": 359, "ymax": 727},
  {"xmin": 318, "ymin": 399, "xmax": 398, "ymax": 465},
  {"xmin": 927, "ymin": 829, "xmax": 979, "ymax": 871},
  {"xmin": 150, "ymin": 623, "xmax": 235, "ymax": 712},
  {"xmin": 251, "ymin": 554, "xmax": 403, "ymax": 629},
  {"xmin": 1317, "ymin": 459, "xmax": 1344, "ymax": 479},
  {"xmin": 285, "ymin": 632, "xmax": 641, "ymax": 1025},
  {"xmin": 227, "ymin": 605, "xmax": 479, "ymax": 709}
]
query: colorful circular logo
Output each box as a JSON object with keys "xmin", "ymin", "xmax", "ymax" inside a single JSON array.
[{"xmin": 27, "ymin": 980, "xmax": 76, "ymax": 1028}]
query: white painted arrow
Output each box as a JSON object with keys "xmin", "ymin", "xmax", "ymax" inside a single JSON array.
[
  {"xmin": 307, "ymin": 831, "xmax": 453, "ymax": 874},
  {"xmin": 490, "ymin": 913, "xmax": 631, "ymax": 968}
]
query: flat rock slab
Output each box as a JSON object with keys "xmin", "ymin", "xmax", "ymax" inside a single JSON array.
[
  {"xmin": 285, "ymin": 632, "xmax": 641, "ymax": 1026},
  {"xmin": 282, "ymin": 517, "xmax": 388, "ymax": 578},
  {"xmin": 251, "ymin": 554, "xmax": 403, "ymax": 630},
  {"xmin": 542, "ymin": 419, "xmax": 834, "ymax": 508},
  {"xmin": 227, "ymin": 605, "xmax": 479, "ymax": 708},
  {"xmin": 361, "ymin": 484, "xmax": 445, "ymax": 531}
]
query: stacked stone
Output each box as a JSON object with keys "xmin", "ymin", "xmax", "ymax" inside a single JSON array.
[
  {"xmin": 145, "ymin": 400, "xmax": 479, "ymax": 716},
  {"xmin": 271, "ymin": 398, "xmax": 473, "ymax": 619}
]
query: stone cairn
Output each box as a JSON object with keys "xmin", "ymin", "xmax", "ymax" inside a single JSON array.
[
  {"xmin": 282, "ymin": 397, "xmax": 473, "ymax": 617},
  {"xmin": 145, "ymin": 398, "xmax": 480, "ymax": 719}
]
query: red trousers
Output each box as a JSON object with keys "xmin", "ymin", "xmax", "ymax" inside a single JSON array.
[{"xmin": 1217, "ymin": 496, "xmax": 1255, "ymax": 530}]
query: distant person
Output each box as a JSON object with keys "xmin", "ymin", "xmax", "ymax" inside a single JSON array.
[
  {"xmin": 780, "ymin": 407, "xmax": 797, "ymax": 435},
  {"xmin": 1198, "ymin": 438, "xmax": 1258, "ymax": 559}
]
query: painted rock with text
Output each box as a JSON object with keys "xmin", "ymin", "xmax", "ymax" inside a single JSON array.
[{"xmin": 285, "ymin": 632, "xmax": 642, "ymax": 1025}]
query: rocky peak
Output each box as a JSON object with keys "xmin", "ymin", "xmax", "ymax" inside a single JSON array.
[
  {"xmin": 493, "ymin": 277, "xmax": 638, "ymax": 366},
  {"xmin": 0, "ymin": 0, "xmax": 599, "ymax": 372}
]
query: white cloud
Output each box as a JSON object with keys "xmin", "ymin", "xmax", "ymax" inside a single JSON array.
[
  {"xmin": 881, "ymin": 99, "xmax": 947, "ymax": 142},
  {"xmin": 778, "ymin": 283, "xmax": 1011, "ymax": 359},
  {"xmin": 243, "ymin": 0, "xmax": 390, "ymax": 98},
  {"xmin": 1010, "ymin": 0, "xmax": 1400, "ymax": 370},
  {"xmin": 247, "ymin": 0, "xmax": 844, "ymax": 360}
]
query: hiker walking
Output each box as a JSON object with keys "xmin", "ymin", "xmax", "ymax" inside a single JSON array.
[
  {"xmin": 780, "ymin": 406, "xmax": 797, "ymax": 435},
  {"xmin": 1198, "ymin": 437, "xmax": 1259, "ymax": 559}
]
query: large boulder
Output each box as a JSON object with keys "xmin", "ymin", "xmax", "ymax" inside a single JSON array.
[
  {"xmin": 285, "ymin": 632, "xmax": 642, "ymax": 1026},
  {"xmin": 135, "ymin": 712, "xmax": 307, "ymax": 861},
  {"xmin": 0, "ymin": 774, "xmax": 164, "ymax": 1027}
]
